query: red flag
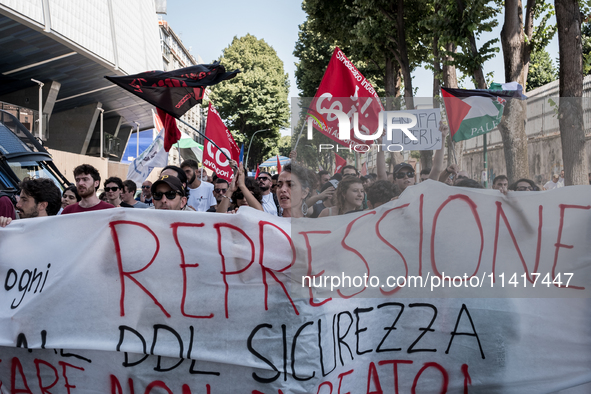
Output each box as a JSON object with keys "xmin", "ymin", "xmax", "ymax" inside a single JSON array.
[
  {"xmin": 276, "ymin": 155, "xmax": 282, "ymax": 174},
  {"xmin": 157, "ymin": 108, "xmax": 181, "ymax": 152},
  {"xmin": 334, "ymin": 153, "xmax": 346, "ymax": 174},
  {"xmin": 308, "ymin": 48, "xmax": 384, "ymax": 147},
  {"xmin": 202, "ymin": 103, "xmax": 240, "ymax": 182},
  {"xmin": 254, "ymin": 165, "xmax": 260, "ymax": 180},
  {"xmin": 361, "ymin": 162, "xmax": 367, "ymax": 176}
]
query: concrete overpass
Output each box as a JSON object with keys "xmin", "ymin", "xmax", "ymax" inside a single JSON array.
[{"xmin": 0, "ymin": 0, "xmax": 163, "ymax": 160}]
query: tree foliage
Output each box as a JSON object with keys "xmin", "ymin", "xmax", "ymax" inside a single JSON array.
[
  {"xmin": 582, "ymin": 21, "xmax": 591, "ymax": 74},
  {"xmin": 209, "ymin": 34, "xmax": 290, "ymax": 169},
  {"xmin": 526, "ymin": 48, "xmax": 557, "ymax": 91},
  {"xmin": 424, "ymin": 0, "xmax": 500, "ymax": 89},
  {"xmin": 293, "ymin": 21, "xmax": 336, "ymax": 98}
]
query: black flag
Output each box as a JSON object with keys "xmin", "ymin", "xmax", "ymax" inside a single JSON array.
[{"xmin": 105, "ymin": 62, "xmax": 239, "ymax": 119}]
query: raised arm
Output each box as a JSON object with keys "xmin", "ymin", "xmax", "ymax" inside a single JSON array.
[
  {"xmin": 236, "ymin": 163, "xmax": 264, "ymax": 211},
  {"xmin": 216, "ymin": 161, "xmax": 238, "ymax": 213}
]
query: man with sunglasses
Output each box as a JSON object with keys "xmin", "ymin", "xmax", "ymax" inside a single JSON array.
[
  {"xmin": 206, "ymin": 178, "xmax": 230, "ymax": 212},
  {"xmin": 393, "ymin": 163, "xmax": 416, "ymax": 193},
  {"xmin": 151, "ymin": 175, "xmax": 188, "ymax": 211},
  {"xmin": 103, "ymin": 177, "xmax": 124, "ymax": 207},
  {"xmin": 136, "ymin": 180, "xmax": 153, "ymax": 206},
  {"xmin": 257, "ymin": 171, "xmax": 279, "ymax": 215}
]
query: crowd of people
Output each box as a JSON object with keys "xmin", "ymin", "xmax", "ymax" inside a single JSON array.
[{"xmin": 0, "ymin": 125, "xmax": 587, "ymax": 227}]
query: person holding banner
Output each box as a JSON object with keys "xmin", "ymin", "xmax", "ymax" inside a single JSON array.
[
  {"xmin": 277, "ymin": 163, "xmax": 311, "ymax": 218},
  {"xmin": 151, "ymin": 175, "xmax": 188, "ymax": 211},
  {"xmin": 63, "ymin": 164, "xmax": 115, "ymax": 214},
  {"xmin": 0, "ymin": 178, "xmax": 61, "ymax": 227}
]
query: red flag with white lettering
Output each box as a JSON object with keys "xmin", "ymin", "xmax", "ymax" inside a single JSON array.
[
  {"xmin": 202, "ymin": 102, "xmax": 239, "ymax": 182},
  {"xmin": 308, "ymin": 47, "xmax": 384, "ymax": 147},
  {"xmin": 334, "ymin": 153, "xmax": 346, "ymax": 174}
]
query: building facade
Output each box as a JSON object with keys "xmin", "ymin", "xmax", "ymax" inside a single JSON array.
[{"xmin": 158, "ymin": 19, "xmax": 206, "ymax": 146}]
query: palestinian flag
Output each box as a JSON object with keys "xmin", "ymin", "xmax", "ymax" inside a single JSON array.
[{"xmin": 441, "ymin": 83, "xmax": 526, "ymax": 142}]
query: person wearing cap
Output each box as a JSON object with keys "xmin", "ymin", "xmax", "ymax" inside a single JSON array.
[
  {"xmin": 151, "ymin": 175, "xmax": 188, "ymax": 211},
  {"xmin": 392, "ymin": 163, "xmax": 415, "ymax": 193}
]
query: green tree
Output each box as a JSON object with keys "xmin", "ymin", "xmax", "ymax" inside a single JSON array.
[
  {"xmin": 555, "ymin": 0, "xmax": 588, "ymax": 185},
  {"xmin": 210, "ymin": 34, "xmax": 290, "ymax": 170},
  {"xmin": 293, "ymin": 21, "xmax": 336, "ymax": 98},
  {"xmin": 526, "ymin": 48, "xmax": 557, "ymax": 91},
  {"xmin": 582, "ymin": 21, "xmax": 591, "ymax": 74},
  {"xmin": 277, "ymin": 135, "xmax": 292, "ymax": 157}
]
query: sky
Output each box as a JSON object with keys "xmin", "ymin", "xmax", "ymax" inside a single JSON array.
[{"xmin": 164, "ymin": 1, "xmax": 559, "ymax": 114}]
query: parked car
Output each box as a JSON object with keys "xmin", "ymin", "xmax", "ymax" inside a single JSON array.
[{"xmin": 0, "ymin": 109, "xmax": 70, "ymax": 197}]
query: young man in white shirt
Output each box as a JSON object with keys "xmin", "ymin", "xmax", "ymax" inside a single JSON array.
[
  {"xmin": 257, "ymin": 171, "xmax": 278, "ymax": 216},
  {"xmin": 181, "ymin": 160, "xmax": 216, "ymax": 212},
  {"xmin": 544, "ymin": 174, "xmax": 560, "ymax": 190}
]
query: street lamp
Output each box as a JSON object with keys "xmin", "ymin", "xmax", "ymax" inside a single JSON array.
[
  {"xmin": 31, "ymin": 79, "xmax": 44, "ymax": 140},
  {"xmin": 98, "ymin": 108, "xmax": 104, "ymax": 158},
  {"xmin": 245, "ymin": 128, "xmax": 270, "ymax": 171}
]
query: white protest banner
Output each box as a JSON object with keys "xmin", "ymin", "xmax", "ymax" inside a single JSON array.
[
  {"xmin": 383, "ymin": 108, "xmax": 442, "ymax": 150},
  {"xmin": 1, "ymin": 182, "xmax": 590, "ymax": 393},
  {"xmin": 126, "ymin": 110, "xmax": 168, "ymax": 187}
]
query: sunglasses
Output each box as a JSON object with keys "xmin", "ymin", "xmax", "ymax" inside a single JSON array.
[
  {"xmin": 214, "ymin": 188, "xmax": 227, "ymax": 194},
  {"xmin": 104, "ymin": 187, "xmax": 120, "ymax": 192},
  {"xmin": 141, "ymin": 185, "xmax": 151, "ymax": 189},
  {"xmin": 257, "ymin": 177, "xmax": 271, "ymax": 182},
  {"xmin": 152, "ymin": 190, "xmax": 181, "ymax": 200},
  {"xmin": 395, "ymin": 171, "xmax": 415, "ymax": 179}
]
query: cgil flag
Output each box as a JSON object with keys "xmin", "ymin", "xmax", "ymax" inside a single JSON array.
[
  {"xmin": 308, "ymin": 47, "xmax": 384, "ymax": 147},
  {"xmin": 441, "ymin": 83, "xmax": 527, "ymax": 142},
  {"xmin": 126, "ymin": 110, "xmax": 168, "ymax": 186},
  {"xmin": 202, "ymin": 102, "xmax": 240, "ymax": 182}
]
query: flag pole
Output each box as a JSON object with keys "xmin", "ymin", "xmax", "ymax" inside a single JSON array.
[
  {"xmin": 483, "ymin": 134, "xmax": 488, "ymax": 188},
  {"xmin": 177, "ymin": 117, "xmax": 232, "ymax": 163},
  {"xmin": 449, "ymin": 134, "xmax": 458, "ymax": 164},
  {"xmin": 294, "ymin": 120, "xmax": 306, "ymax": 152}
]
